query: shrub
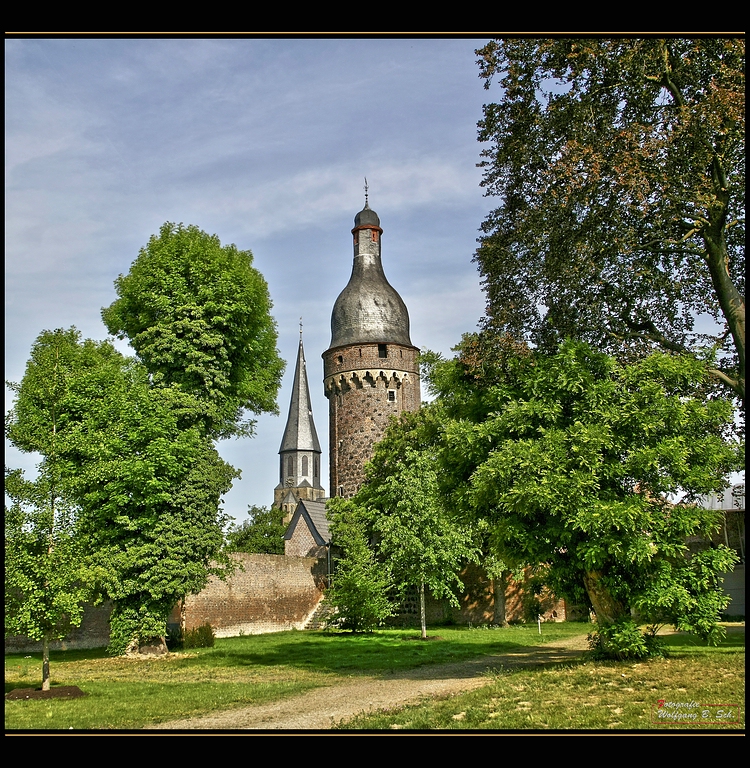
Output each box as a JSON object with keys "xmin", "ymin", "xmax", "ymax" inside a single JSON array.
[
  {"xmin": 183, "ymin": 623, "xmax": 216, "ymax": 649},
  {"xmin": 167, "ymin": 622, "xmax": 216, "ymax": 650},
  {"xmin": 587, "ymin": 618, "xmax": 666, "ymax": 660}
]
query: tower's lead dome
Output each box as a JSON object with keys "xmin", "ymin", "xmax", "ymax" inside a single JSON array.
[{"xmin": 329, "ymin": 203, "xmax": 412, "ymax": 349}]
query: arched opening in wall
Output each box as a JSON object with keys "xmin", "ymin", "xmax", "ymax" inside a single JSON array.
[
  {"xmin": 302, "ymin": 455, "xmax": 309, "ymax": 476},
  {"xmin": 287, "ymin": 456, "xmax": 294, "ymax": 477},
  {"xmin": 314, "ymin": 456, "xmax": 319, "ymax": 479}
]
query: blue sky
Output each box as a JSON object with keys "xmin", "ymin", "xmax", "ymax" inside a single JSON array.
[{"xmin": 5, "ymin": 37, "xmax": 494, "ymax": 523}]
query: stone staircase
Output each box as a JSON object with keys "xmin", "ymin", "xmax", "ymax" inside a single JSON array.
[{"xmin": 304, "ymin": 597, "xmax": 338, "ymax": 630}]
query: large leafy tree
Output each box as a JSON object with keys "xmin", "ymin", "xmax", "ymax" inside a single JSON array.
[
  {"xmin": 6, "ymin": 329, "xmax": 236, "ymax": 656},
  {"xmin": 351, "ymin": 413, "xmax": 480, "ymax": 639},
  {"xmin": 425, "ymin": 335, "xmax": 742, "ymax": 648},
  {"xmin": 5, "ymin": 468, "xmax": 90, "ymax": 690},
  {"xmin": 475, "ymin": 38, "xmax": 745, "ymax": 403},
  {"xmin": 5, "ymin": 329, "xmax": 99, "ymax": 685},
  {"xmin": 102, "ymin": 222, "xmax": 285, "ymax": 438},
  {"xmin": 326, "ymin": 498, "xmax": 395, "ymax": 633}
]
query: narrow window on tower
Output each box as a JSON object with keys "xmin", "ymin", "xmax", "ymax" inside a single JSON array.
[
  {"xmin": 388, "ymin": 390, "xmax": 396, "ymax": 402},
  {"xmin": 287, "ymin": 456, "xmax": 294, "ymax": 477},
  {"xmin": 378, "ymin": 344, "xmax": 387, "ymax": 358},
  {"xmin": 302, "ymin": 455, "xmax": 309, "ymax": 476}
]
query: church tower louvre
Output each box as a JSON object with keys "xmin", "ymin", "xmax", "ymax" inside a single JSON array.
[
  {"xmin": 323, "ymin": 199, "xmax": 421, "ymax": 498},
  {"xmin": 274, "ymin": 329, "xmax": 325, "ymax": 522}
]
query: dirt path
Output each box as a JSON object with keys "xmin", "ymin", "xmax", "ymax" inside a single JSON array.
[{"xmin": 147, "ymin": 634, "xmax": 589, "ymax": 730}]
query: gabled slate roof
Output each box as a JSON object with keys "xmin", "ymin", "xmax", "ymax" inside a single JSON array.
[{"xmin": 284, "ymin": 499, "xmax": 331, "ymax": 546}]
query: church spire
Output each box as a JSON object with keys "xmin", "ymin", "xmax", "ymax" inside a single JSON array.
[
  {"xmin": 275, "ymin": 330, "xmax": 324, "ymax": 517},
  {"xmin": 279, "ymin": 332, "xmax": 321, "ymax": 455}
]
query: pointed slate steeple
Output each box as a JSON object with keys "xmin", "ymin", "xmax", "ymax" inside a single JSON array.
[{"xmin": 274, "ymin": 329, "xmax": 325, "ymax": 519}]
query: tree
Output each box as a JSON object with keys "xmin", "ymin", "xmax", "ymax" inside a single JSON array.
[
  {"xmin": 5, "ymin": 468, "xmax": 90, "ymax": 691},
  {"xmin": 5, "ymin": 328, "xmax": 98, "ymax": 686},
  {"xmin": 6, "ymin": 329, "xmax": 236, "ymax": 656},
  {"xmin": 225, "ymin": 505, "xmax": 286, "ymax": 555},
  {"xmin": 102, "ymin": 222, "xmax": 285, "ymax": 438},
  {"xmin": 326, "ymin": 498, "xmax": 395, "ymax": 632},
  {"xmin": 474, "ymin": 38, "xmax": 745, "ymax": 403},
  {"xmin": 88, "ymin": 223, "xmax": 285, "ymax": 652},
  {"xmin": 355, "ymin": 413, "xmax": 480, "ymax": 639},
  {"xmin": 426, "ymin": 335, "xmax": 742, "ymax": 652}
]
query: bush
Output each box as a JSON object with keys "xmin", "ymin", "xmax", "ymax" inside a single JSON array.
[
  {"xmin": 587, "ymin": 618, "xmax": 666, "ymax": 660},
  {"xmin": 183, "ymin": 623, "xmax": 216, "ymax": 649},
  {"xmin": 167, "ymin": 622, "xmax": 216, "ymax": 650}
]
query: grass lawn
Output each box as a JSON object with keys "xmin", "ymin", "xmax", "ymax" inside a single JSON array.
[
  {"xmin": 5, "ymin": 622, "xmax": 743, "ymax": 731},
  {"xmin": 337, "ymin": 626, "xmax": 745, "ymax": 731},
  {"xmin": 5, "ymin": 623, "xmax": 583, "ymax": 730}
]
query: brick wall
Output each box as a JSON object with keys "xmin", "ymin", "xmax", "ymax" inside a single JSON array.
[
  {"xmin": 180, "ymin": 553, "xmax": 327, "ymax": 637},
  {"xmin": 5, "ymin": 602, "xmax": 113, "ymax": 653},
  {"xmin": 285, "ymin": 518, "xmax": 327, "ymax": 559},
  {"xmin": 388, "ymin": 565, "xmax": 568, "ymax": 629}
]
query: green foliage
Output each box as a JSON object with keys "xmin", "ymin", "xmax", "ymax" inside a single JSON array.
[
  {"xmin": 475, "ymin": 39, "xmax": 745, "ymax": 401},
  {"xmin": 225, "ymin": 505, "xmax": 285, "ymax": 555},
  {"xmin": 587, "ymin": 619, "xmax": 666, "ymax": 661},
  {"xmin": 102, "ymin": 222, "xmax": 285, "ymax": 438},
  {"xmin": 182, "ymin": 623, "xmax": 216, "ymax": 649},
  {"xmin": 425, "ymin": 336, "xmax": 742, "ymax": 643},
  {"xmin": 6, "ymin": 328, "xmax": 236, "ymax": 656},
  {"xmin": 347, "ymin": 414, "xmax": 481, "ymax": 637},
  {"xmin": 4, "ymin": 329, "xmax": 101, "ymax": 672},
  {"xmin": 326, "ymin": 499, "xmax": 395, "ymax": 632},
  {"xmin": 6, "ymin": 223, "xmax": 284, "ymax": 655},
  {"xmin": 4, "ymin": 468, "xmax": 91, "ymax": 645}
]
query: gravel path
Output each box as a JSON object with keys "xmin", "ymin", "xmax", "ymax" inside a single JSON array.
[{"xmin": 147, "ymin": 634, "xmax": 589, "ymax": 730}]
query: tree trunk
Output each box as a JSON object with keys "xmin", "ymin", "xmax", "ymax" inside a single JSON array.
[
  {"xmin": 583, "ymin": 570, "xmax": 627, "ymax": 624},
  {"xmin": 492, "ymin": 573, "xmax": 508, "ymax": 627},
  {"xmin": 42, "ymin": 636, "xmax": 51, "ymax": 691},
  {"xmin": 419, "ymin": 582, "xmax": 427, "ymax": 639}
]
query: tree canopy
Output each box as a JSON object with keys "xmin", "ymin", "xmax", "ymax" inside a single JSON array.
[
  {"xmin": 326, "ymin": 498, "xmax": 395, "ymax": 633},
  {"xmin": 5, "ymin": 465, "xmax": 90, "ymax": 690},
  {"xmin": 474, "ymin": 38, "xmax": 745, "ymax": 402},
  {"xmin": 340, "ymin": 412, "xmax": 480, "ymax": 638},
  {"xmin": 225, "ymin": 506, "xmax": 286, "ymax": 555},
  {"xmin": 6, "ymin": 328, "xmax": 237, "ymax": 655},
  {"xmin": 422, "ymin": 335, "xmax": 742, "ymax": 648},
  {"xmin": 102, "ymin": 222, "xmax": 285, "ymax": 438}
]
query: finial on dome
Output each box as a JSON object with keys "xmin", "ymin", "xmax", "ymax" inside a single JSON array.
[{"xmin": 364, "ymin": 177, "xmax": 369, "ymax": 208}]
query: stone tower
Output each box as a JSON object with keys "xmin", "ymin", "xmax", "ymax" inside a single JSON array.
[
  {"xmin": 274, "ymin": 330, "xmax": 325, "ymax": 522},
  {"xmin": 323, "ymin": 201, "xmax": 420, "ymax": 498}
]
